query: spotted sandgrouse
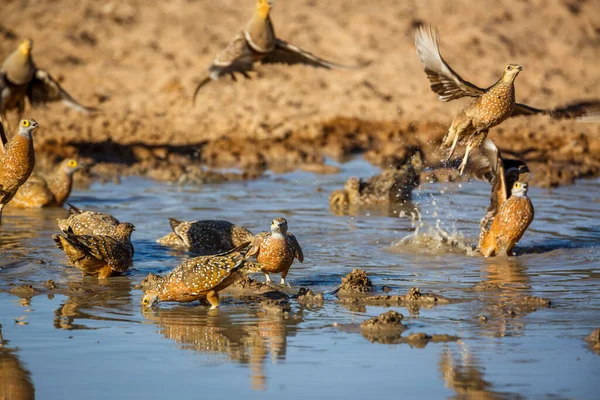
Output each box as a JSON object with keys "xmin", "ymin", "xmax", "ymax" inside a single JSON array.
[
  {"xmin": 192, "ymin": 0, "xmax": 365, "ymax": 103},
  {"xmin": 0, "ymin": 119, "xmax": 38, "ymax": 224},
  {"xmin": 246, "ymin": 217, "xmax": 303, "ymax": 286},
  {"xmin": 53, "ymin": 222, "xmax": 135, "ymax": 279},
  {"xmin": 415, "ymin": 25, "xmax": 600, "ymax": 174},
  {"xmin": 11, "ymin": 159, "xmax": 83, "ymax": 208},
  {"xmin": 157, "ymin": 218, "xmax": 254, "ymax": 254},
  {"xmin": 0, "ymin": 39, "xmax": 96, "ymax": 131},
  {"xmin": 141, "ymin": 244, "xmax": 261, "ymax": 309},
  {"xmin": 57, "ymin": 203, "xmax": 121, "ymax": 236}
]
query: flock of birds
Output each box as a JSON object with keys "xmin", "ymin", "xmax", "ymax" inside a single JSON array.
[{"xmin": 1, "ymin": 0, "xmax": 599, "ymax": 308}]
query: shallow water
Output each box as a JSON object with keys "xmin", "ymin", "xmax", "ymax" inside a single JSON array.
[{"xmin": 1, "ymin": 159, "xmax": 599, "ymax": 399}]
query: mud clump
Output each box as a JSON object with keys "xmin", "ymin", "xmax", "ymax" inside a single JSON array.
[
  {"xmin": 403, "ymin": 287, "xmax": 450, "ymax": 304},
  {"xmin": 296, "ymin": 288, "xmax": 325, "ymax": 306},
  {"xmin": 401, "ymin": 333, "xmax": 459, "ymax": 348},
  {"xmin": 8, "ymin": 284, "xmax": 38, "ymax": 299},
  {"xmin": 585, "ymin": 328, "xmax": 600, "ymax": 354},
  {"xmin": 336, "ymin": 269, "xmax": 374, "ymax": 296},
  {"xmin": 361, "ymin": 310, "xmax": 405, "ymax": 331},
  {"xmin": 223, "ymin": 276, "xmax": 288, "ymax": 300},
  {"xmin": 498, "ymin": 295, "xmax": 552, "ymax": 316},
  {"xmin": 260, "ymin": 299, "xmax": 291, "ymax": 317}
]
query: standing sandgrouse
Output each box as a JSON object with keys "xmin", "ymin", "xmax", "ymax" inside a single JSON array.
[
  {"xmin": 11, "ymin": 159, "xmax": 84, "ymax": 208},
  {"xmin": 192, "ymin": 0, "xmax": 365, "ymax": 103},
  {"xmin": 415, "ymin": 25, "xmax": 600, "ymax": 174},
  {"xmin": 53, "ymin": 222, "xmax": 135, "ymax": 279},
  {"xmin": 474, "ymin": 140, "xmax": 534, "ymax": 257},
  {"xmin": 0, "ymin": 39, "xmax": 95, "ymax": 131},
  {"xmin": 246, "ymin": 217, "xmax": 303, "ymax": 286},
  {"xmin": 140, "ymin": 244, "xmax": 261, "ymax": 309},
  {"xmin": 157, "ymin": 218, "xmax": 255, "ymax": 254},
  {"xmin": 0, "ymin": 119, "xmax": 38, "ymax": 224}
]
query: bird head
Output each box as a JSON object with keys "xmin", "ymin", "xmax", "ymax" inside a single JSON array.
[
  {"xmin": 141, "ymin": 292, "xmax": 160, "ymax": 308},
  {"xmin": 270, "ymin": 217, "xmax": 288, "ymax": 235},
  {"xmin": 17, "ymin": 119, "xmax": 39, "ymax": 138},
  {"xmin": 61, "ymin": 159, "xmax": 84, "ymax": 176},
  {"xmin": 116, "ymin": 222, "xmax": 136, "ymax": 239},
  {"xmin": 511, "ymin": 181, "xmax": 528, "ymax": 197},
  {"xmin": 502, "ymin": 64, "xmax": 522, "ymax": 82},
  {"xmin": 18, "ymin": 39, "xmax": 33, "ymax": 55},
  {"xmin": 255, "ymin": 0, "xmax": 273, "ymax": 18}
]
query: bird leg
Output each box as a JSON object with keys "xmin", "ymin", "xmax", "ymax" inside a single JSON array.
[
  {"xmin": 206, "ymin": 290, "xmax": 220, "ymax": 309},
  {"xmin": 444, "ymin": 133, "xmax": 460, "ymax": 163},
  {"xmin": 264, "ymin": 273, "xmax": 272, "ymax": 283},
  {"xmin": 0, "ymin": 203, "xmax": 4, "ymax": 225},
  {"xmin": 458, "ymin": 138, "xmax": 479, "ymax": 175}
]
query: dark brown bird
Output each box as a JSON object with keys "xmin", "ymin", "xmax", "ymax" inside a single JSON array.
[
  {"xmin": 57, "ymin": 203, "xmax": 121, "ymax": 236},
  {"xmin": 53, "ymin": 222, "xmax": 135, "ymax": 279},
  {"xmin": 246, "ymin": 217, "xmax": 303, "ymax": 286},
  {"xmin": 10, "ymin": 159, "xmax": 83, "ymax": 208},
  {"xmin": 473, "ymin": 140, "xmax": 534, "ymax": 257},
  {"xmin": 192, "ymin": 0, "xmax": 365, "ymax": 104},
  {"xmin": 157, "ymin": 218, "xmax": 255, "ymax": 254},
  {"xmin": 141, "ymin": 243, "xmax": 261, "ymax": 309},
  {"xmin": 0, "ymin": 39, "xmax": 96, "ymax": 132},
  {"xmin": 415, "ymin": 25, "xmax": 600, "ymax": 174},
  {"xmin": 0, "ymin": 119, "xmax": 38, "ymax": 224}
]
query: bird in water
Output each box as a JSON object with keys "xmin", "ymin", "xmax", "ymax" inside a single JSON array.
[
  {"xmin": 472, "ymin": 139, "xmax": 534, "ymax": 257},
  {"xmin": 0, "ymin": 39, "xmax": 96, "ymax": 132},
  {"xmin": 140, "ymin": 243, "xmax": 261, "ymax": 309},
  {"xmin": 10, "ymin": 159, "xmax": 84, "ymax": 208},
  {"xmin": 0, "ymin": 119, "xmax": 38, "ymax": 224},
  {"xmin": 53, "ymin": 222, "xmax": 135, "ymax": 279},
  {"xmin": 156, "ymin": 218, "xmax": 254, "ymax": 254},
  {"xmin": 415, "ymin": 25, "xmax": 600, "ymax": 175},
  {"xmin": 57, "ymin": 203, "xmax": 121, "ymax": 237},
  {"xmin": 192, "ymin": 0, "xmax": 366, "ymax": 104},
  {"xmin": 246, "ymin": 217, "xmax": 303, "ymax": 287}
]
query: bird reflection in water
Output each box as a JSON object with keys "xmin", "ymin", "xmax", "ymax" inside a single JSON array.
[
  {"xmin": 142, "ymin": 303, "xmax": 301, "ymax": 391},
  {"xmin": 0, "ymin": 325, "xmax": 35, "ymax": 400}
]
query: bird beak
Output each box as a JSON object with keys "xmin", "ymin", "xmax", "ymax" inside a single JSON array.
[{"xmin": 517, "ymin": 65, "xmax": 523, "ymax": 71}]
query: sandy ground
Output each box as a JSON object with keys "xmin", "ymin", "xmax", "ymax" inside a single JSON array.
[{"xmin": 1, "ymin": 0, "xmax": 599, "ymax": 186}]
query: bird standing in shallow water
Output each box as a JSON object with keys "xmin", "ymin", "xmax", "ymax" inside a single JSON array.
[
  {"xmin": 0, "ymin": 119, "xmax": 38, "ymax": 224},
  {"xmin": 157, "ymin": 218, "xmax": 254, "ymax": 254},
  {"xmin": 246, "ymin": 218, "xmax": 303, "ymax": 287},
  {"xmin": 0, "ymin": 40, "xmax": 96, "ymax": 131},
  {"xmin": 192, "ymin": 0, "xmax": 365, "ymax": 103},
  {"xmin": 10, "ymin": 159, "xmax": 84, "ymax": 208},
  {"xmin": 141, "ymin": 244, "xmax": 261, "ymax": 309},
  {"xmin": 415, "ymin": 25, "xmax": 600, "ymax": 175},
  {"xmin": 53, "ymin": 222, "xmax": 135, "ymax": 279}
]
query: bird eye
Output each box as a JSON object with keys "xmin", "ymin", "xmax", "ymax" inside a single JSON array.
[
  {"xmin": 515, "ymin": 182, "xmax": 520, "ymax": 188},
  {"xmin": 21, "ymin": 120, "xmax": 30, "ymax": 127},
  {"xmin": 68, "ymin": 160, "xmax": 78, "ymax": 167},
  {"xmin": 507, "ymin": 66, "xmax": 512, "ymax": 70},
  {"xmin": 142, "ymin": 298, "xmax": 148, "ymax": 304}
]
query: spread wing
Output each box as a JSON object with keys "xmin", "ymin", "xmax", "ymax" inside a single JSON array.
[
  {"xmin": 192, "ymin": 33, "xmax": 256, "ymax": 105},
  {"xmin": 287, "ymin": 233, "xmax": 304, "ymax": 262},
  {"xmin": 26, "ymin": 68, "xmax": 98, "ymax": 114},
  {"xmin": 246, "ymin": 232, "xmax": 269, "ymax": 258},
  {"xmin": 511, "ymin": 101, "xmax": 600, "ymax": 121},
  {"xmin": 415, "ymin": 25, "xmax": 485, "ymax": 101},
  {"xmin": 261, "ymin": 39, "xmax": 367, "ymax": 70}
]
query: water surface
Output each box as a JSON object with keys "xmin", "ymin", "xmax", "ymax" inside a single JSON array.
[{"xmin": 1, "ymin": 159, "xmax": 599, "ymax": 399}]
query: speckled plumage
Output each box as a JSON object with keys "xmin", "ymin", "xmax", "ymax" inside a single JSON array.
[
  {"xmin": 141, "ymin": 244, "xmax": 260, "ymax": 308},
  {"xmin": 246, "ymin": 218, "xmax": 303, "ymax": 285},
  {"xmin": 1, "ymin": 39, "xmax": 95, "ymax": 127},
  {"xmin": 0, "ymin": 119, "xmax": 37, "ymax": 223},
  {"xmin": 53, "ymin": 222, "xmax": 135, "ymax": 278},
  {"xmin": 156, "ymin": 218, "xmax": 254, "ymax": 254},
  {"xmin": 479, "ymin": 180, "xmax": 534, "ymax": 257},
  {"xmin": 57, "ymin": 203, "xmax": 120, "ymax": 236},
  {"xmin": 11, "ymin": 159, "xmax": 82, "ymax": 208},
  {"xmin": 192, "ymin": 0, "xmax": 363, "ymax": 103},
  {"xmin": 415, "ymin": 25, "xmax": 600, "ymax": 174}
]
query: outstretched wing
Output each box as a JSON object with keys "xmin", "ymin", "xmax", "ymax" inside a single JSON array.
[
  {"xmin": 192, "ymin": 33, "xmax": 255, "ymax": 105},
  {"xmin": 261, "ymin": 39, "xmax": 367, "ymax": 70},
  {"xmin": 511, "ymin": 100, "xmax": 600, "ymax": 121},
  {"xmin": 287, "ymin": 233, "xmax": 304, "ymax": 263},
  {"xmin": 415, "ymin": 25, "xmax": 485, "ymax": 101},
  {"xmin": 26, "ymin": 68, "xmax": 97, "ymax": 114}
]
